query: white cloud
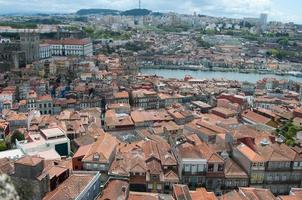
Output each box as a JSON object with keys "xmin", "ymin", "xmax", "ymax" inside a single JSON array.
[{"xmin": 0, "ymin": 0, "xmax": 300, "ymax": 23}]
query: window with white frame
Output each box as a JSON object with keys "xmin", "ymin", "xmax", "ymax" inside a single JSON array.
[
  {"xmin": 191, "ymin": 165, "xmax": 197, "ymax": 173},
  {"xmin": 267, "ymin": 174, "xmax": 273, "ymax": 181},
  {"xmin": 86, "ymin": 163, "xmax": 91, "ymax": 169},
  {"xmin": 197, "ymin": 164, "xmax": 204, "ymax": 172},
  {"xmin": 100, "ymin": 164, "xmax": 105, "ymax": 170},
  {"xmin": 93, "ymin": 164, "xmax": 98, "ymax": 169},
  {"xmin": 184, "ymin": 164, "xmax": 190, "ymax": 172}
]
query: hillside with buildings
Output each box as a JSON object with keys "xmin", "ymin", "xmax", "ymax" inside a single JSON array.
[{"xmin": 0, "ymin": 2, "xmax": 302, "ymax": 200}]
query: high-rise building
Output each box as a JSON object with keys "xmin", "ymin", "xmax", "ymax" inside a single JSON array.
[
  {"xmin": 259, "ymin": 13, "xmax": 268, "ymax": 31},
  {"xmin": 20, "ymin": 32, "xmax": 40, "ymax": 64}
]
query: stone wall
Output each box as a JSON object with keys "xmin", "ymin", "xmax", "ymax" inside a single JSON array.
[{"xmin": 11, "ymin": 176, "xmax": 49, "ymax": 200}]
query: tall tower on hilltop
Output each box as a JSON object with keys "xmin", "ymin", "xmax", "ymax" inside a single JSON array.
[
  {"xmin": 139, "ymin": 0, "xmax": 141, "ymax": 9},
  {"xmin": 20, "ymin": 31, "xmax": 40, "ymax": 64}
]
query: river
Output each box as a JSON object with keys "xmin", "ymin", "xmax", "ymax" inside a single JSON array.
[{"xmin": 140, "ymin": 68, "xmax": 302, "ymax": 83}]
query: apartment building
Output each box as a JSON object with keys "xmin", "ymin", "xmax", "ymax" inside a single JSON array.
[
  {"xmin": 130, "ymin": 110, "xmax": 173, "ymax": 128},
  {"xmin": 131, "ymin": 89, "xmax": 159, "ymax": 110},
  {"xmin": 0, "ymin": 90, "xmax": 14, "ymax": 109},
  {"xmin": 104, "ymin": 110, "xmax": 134, "ymax": 131},
  {"xmin": 223, "ymin": 158, "xmax": 249, "ymax": 192},
  {"xmin": 233, "ymin": 140, "xmax": 302, "ymax": 195},
  {"xmin": 158, "ymin": 93, "xmax": 182, "ymax": 108},
  {"xmin": 216, "ymin": 93, "xmax": 248, "ymax": 111},
  {"xmin": 184, "ymin": 119, "xmax": 227, "ymax": 144},
  {"xmin": 167, "ymin": 108, "xmax": 195, "ymax": 125},
  {"xmin": 233, "ymin": 143, "xmax": 266, "ymax": 187},
  {"xmin": 80, "ymin": 133, "xmax": 118, "ymax": 173},
  {"xmin": 3, "ymin": 111, "xmax": 28, "ymax": 131},
  {"xmin": 173, "ymin": 134, "xmax": 224, "ymax": 194},
  {"xmin": 27, "ymin": 91, "xmax": 53, "ymax": 115},
  {"xmin": 112, "ymin": 91, "xmax": 129, "ymax": 104},
  {"xmin": 109, "ymin": 140, "xmax": 179, "ymax": 193}
]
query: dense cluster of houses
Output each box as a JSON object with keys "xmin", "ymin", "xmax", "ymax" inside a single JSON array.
[{"xmin": 1, "ymin": 54, "xmax": 302, "ymax": 199}]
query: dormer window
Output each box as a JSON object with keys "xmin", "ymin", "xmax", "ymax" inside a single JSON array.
[{"xmin": 93, "ymin": 153, "xmax": 100, "ymax": 161}]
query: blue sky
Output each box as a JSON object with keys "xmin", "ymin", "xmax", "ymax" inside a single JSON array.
[{"xmin": 0, "ymin": 0, "xmax": 301, "ymax": 24}]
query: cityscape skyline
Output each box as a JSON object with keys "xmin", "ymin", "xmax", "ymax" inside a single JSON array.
[
  {"xmin": 1, "ymin": 0, "xmax": 302, "ymax": 199},
  {"xmin": 0, "ymin": 0, "xmax": 301, "ymax": 24}
]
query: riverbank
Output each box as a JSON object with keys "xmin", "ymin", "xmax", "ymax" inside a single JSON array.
[
  {"xmin": 140, "ymin": 68, "xmax": 302, "ymax": 83},
  {"xmin": 139, "ymin": 65, "xmax": 302, "ymax": 77}
]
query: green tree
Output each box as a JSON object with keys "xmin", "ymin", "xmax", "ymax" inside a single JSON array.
[
  {"xmin": 276, "ymin": 122, "xmax": 299, "ymax": 146},
  {"xmin": 0, "ymin": 140, "xmax": 7, "ymax": 151},
  {"xmin": 205, "ymin": 29, "xmax": 217, "ymax": 35},
  {"xmin": 277, "ymin": 37, "xmax": 289, "ymax": 46},
  {"xmin": 285, "ymin": 139, "xmax": 295, "ymax": 146},
  {"xmin": 10, "ymin": 130, "xmax": 25, "ymax": 144},
  {"xmin": 84, "ymin": 26, "xmax": 94, "ymax": 36}
]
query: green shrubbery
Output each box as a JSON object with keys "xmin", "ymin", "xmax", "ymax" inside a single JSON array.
[{"xmin": 276, "ymin": 122, "xmax": 300, "ymax": 146}]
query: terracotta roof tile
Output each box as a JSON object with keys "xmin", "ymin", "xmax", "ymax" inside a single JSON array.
[
  {"xmin": 190, "ymin": 188, "xmax": 217, "ymax": 200},
  {"xmin": 238, "ymin": 187, "xmax": 276, "ymax": 200},
  {"xmin": 241, "ymin": 110, "xmax": 271, "ymax": 124},
  {"xmin": 43, "ymin": 173, "xmax": 95, "ymax": 200},
  {"xmin": 82, "ymin": 133, "xmax": 118, "ymax": 163},
  {"xmin": 224, "ymin": 158, "xmax": 248, "ymax": 179},
  {"xmin": 173, "ymin": 184, "xmax": 192, "ymax": 200},
  {"xmin": 236, "ymin": 143, "xmax": 265, "ymax": 162},
  {"xmin": 99, "ymin": 180, "xmax": 129, "ymax": 200},
  {"xmin": 15, "ymin": 155, "xmax": 43, "ymax": 166}
]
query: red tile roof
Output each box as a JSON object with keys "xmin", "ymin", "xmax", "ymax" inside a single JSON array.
[
  {"xmin": 173, "ymin": 184, "xmax": 191, "ymax": 200},
  {"xmin": 241, "ymin": 110, "xmax": 271, "ymax": 124},
  {"xmin": 99, "ymin": 180, "xmax": 129, "ymax": 200},
  {"xmin": 190, "ymin": 188, "xmax": 217, "ymax": 200},
  {"xmin": 44, "ymin": 38, "xmax": 91, "ymax": 46},
  {"xmin": 43, "ymin": 173, "xmax": 95, "ymax": 200},
  {"xmin": 82, "ymin": 133, "xmax": 118, "ymax": 163},
  {"xmin": 15, "ymin": 156, "xmax": 43, "ymax": 166}
]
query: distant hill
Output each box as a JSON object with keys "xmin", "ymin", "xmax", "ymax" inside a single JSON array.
[
  {"xmin": 76, "ymin": 9, "xmax": 120, "ymax": 16},
  {"xmin": 121, "ymin": 9, "xmax": 152, "ymax": 16},
  {"xmin": 75, "ymin": 8, "xmax": 156, "ymax": 16},
  {"xmin": 151, "ymin": 12, "xmax": 164, "ymax": 17}
]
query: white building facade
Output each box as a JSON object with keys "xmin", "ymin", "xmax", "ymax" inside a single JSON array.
[
  {"xmin": 43, "ymin": 38, "xmax": 93, "ymax": 57},
  {"xmin": 39, "ymin": 44, "xmax": 52, "ymax": 59}
]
